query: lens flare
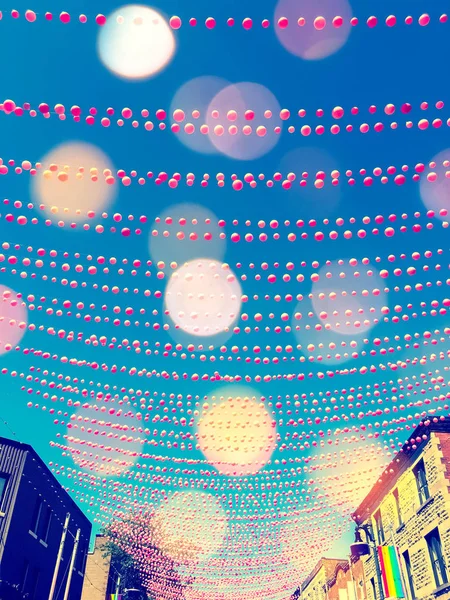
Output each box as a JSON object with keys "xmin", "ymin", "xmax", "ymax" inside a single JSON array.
[
  {"xmin": 32, "ymin": 142, "xmax": 116, "ymax": 223},
  {"xmin": 170, "ymin": 76, "xmax": 230, "ymax": 154},
  {"xmin": 98, "ymin": 5, "xmax": 175, "ymax": 80},
  {"xmin": 0, "ymin": 285, "xmax": 27, "ymax": 354},
  {"xmin": 153, "ymin": 491, "xmax": 228, "ymax": 563},
  {"xmin": 197, "ymin": 386, "xmax": 276, "ymax": 476},
  {"xmin": 275, "ymin": 0, "xmax": 352, "ymax": 60},
  {"xmin": 206, "ymin": 82, "xmax": 281, "ymax": 160},
  {"xmin": 66, "ymin": 405, "xmax": 143, "ymax": 476},
  {"xmin": 419, "ymin": 149, "xmax": 450, "ymax": 219},
  {"xmin": 164, "ymin": 259, "xmax": 242, "ymax": 337}
]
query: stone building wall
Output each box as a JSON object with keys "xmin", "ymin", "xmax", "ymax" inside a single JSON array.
[
  {"xmin": 81, "ymin": 535, "xmax": 111, "ymax": 600},
  {"xmin": 358, "ymin": 431, "xmax": 450, "ymax": 600}
]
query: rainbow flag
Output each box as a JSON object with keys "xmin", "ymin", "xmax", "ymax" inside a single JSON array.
[
  {"xmin": 110, "ymin": 596, "xmax": 122, "ymax": 600},
  {"xmin": 377, "ymin": 546, "xmax": 405, "ymax": 598}
]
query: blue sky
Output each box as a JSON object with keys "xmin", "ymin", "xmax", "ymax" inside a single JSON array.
[{"xmin": 0, "ymin": 0, "xmax": 449, "ymax": 594}]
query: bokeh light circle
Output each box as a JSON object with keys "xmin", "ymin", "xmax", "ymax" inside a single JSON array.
[
  {"xmin": 206, "ymin": 83, "xmax": 282, "ymax": 160},
  {"xmin": 0, "ymin": 285, "xmax": 27, "ymax": 354},
  {"xmin": 170, "ymin": 76, "xmax": 230, "ymax": 154},
  {"xmin": 153, "ymin": 491, "xmax": 228, "ymax": 563},
  {"xmin": 98, "ymin": 5, "xmax": 175, "ymax": 80},
  {"xmin": 419, "ymin": 149, "xmax": 450, "ymax": 219},
  {"xmin": 197, "ymin": 386, "xmax": 277, "ymax": 476},
  {"xmin": 66, "ymin": 405, "xmax": 143, "ymax": 476},
  {"xmin": 274, "ymin": 0, "xmax": 352, "ymax": 60},
  {"xmin": 165, "ymin": 259, "xmax": 242, "ymax": 337},
  {"xmin": 32, "ymin": 142, "xmax": 116, "ymax": 223},
  {"xmin": 311, "ymin": 260, "xmax": 387, "ymax": 335}
]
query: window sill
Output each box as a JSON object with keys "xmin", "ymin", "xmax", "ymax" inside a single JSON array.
[
  {"xmin": 417, "ymin": 496, "xmax": 434, "ymax": 514},
  {"xmin": 396, "ymin": 523, "xmax": 405, "ymax": 534},
  {"xmin": 433, "ymin": 582, "xmax": 450, "ymax": 596},
  {"xmin": 28, "ymin": 530, "xmax": 38, "ymax": 539},
  {"xmin": 39, "ymin": 539, "xmax": 48, "ymax": 548}
]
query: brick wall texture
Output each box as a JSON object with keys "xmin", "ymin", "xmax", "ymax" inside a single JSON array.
[
  {"xmin": 81, "ymin": 536, "xmax": 111, "ymax": 600},
  {"xmin": 360, "ymin": 431, "xmax": 450, "ymax": 600}
]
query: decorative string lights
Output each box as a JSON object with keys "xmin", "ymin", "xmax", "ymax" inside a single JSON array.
[{"xmin": 1, "ymin": 3, "xmax": 449, "ymax": 600}]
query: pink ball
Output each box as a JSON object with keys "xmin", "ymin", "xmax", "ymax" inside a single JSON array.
[
  {"xmin": 173, "ymin": 109, "xmax": 185, "ymax": 122},
  {"xmin": 170, "ymin": 16, "xmax": 182, "ymax": 29},
  {"xmin": 332, "ymin": 106, "xmax": 344, "ymax": 119},
  {"xmin": 96, "ymin": 14, "xmax": 106, "ymax": 25},
  {"xmin": 242, "ymin": 18, "xmax": 253, "ymax": 29},
  {"xmin": 386, "ymin": 15, "xmax": 396, "ymax": 26},
  {"xmin": 419, "ymin": 14, "xmax": 430, "ymax": 26},
  {"xmin": 25, "ymin": 10, "xmax": 36, "ymax": 22},
  {"xmin": 367, "ymin": 16, "xmax": 377, "ymax": 28},
  {"xmin": 278, "ymin": 17, "xmax": 289, "ymax": 28},
  {"xmin": 59, "ymin": 12, "xmax": 70, "ymax": 23},
  {"xmin": 232, "ymin": 180, "xmax": 244, "ymax": 191},
  {"xmin": 314, "ymin": 16, "xmax": 326, "ymax": 30},
  {"xmin": 205, "ymin": 17, "xmax": 216, "ymax": 29}
]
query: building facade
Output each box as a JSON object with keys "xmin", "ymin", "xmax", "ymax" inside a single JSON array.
[
  {"xmin": 326, "ymin": 558, "xmax": 367, "ymax": 600},
  {"xmin": 300, "ymin": 558, "xmax": 349, "ymax": 600},
  {"xmin": 81, "ymin": 535, "xmax": 119, "ymax": 600},
  {"xmin": 0, "ymin": 436, "xmax": 91, "ymax": 600},
  {"xmin": 353, "ymin": 416, "xmax": 450, "ymax": 600},
  {"xmin": 296, "ymin": 556, "xmax": 366, "ymax": 600}
]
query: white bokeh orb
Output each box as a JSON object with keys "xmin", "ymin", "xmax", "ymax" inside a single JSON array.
[
  {"xmin": 66, "ymin": 405, "xmax": 143, "ymax": 476},
  {"xmin": 165, "ymin": 259, "xmax": 242, "ymax": 337},
  {"xmin": 32, "ymin": 142, "xmax": 116, "ymax": 223},
  {"xmin": 420, "ymin": 149, "xmax": 450, "ymax": 219},
  {"xmin": 0, "ymin": 286, "xmax": 27, "ymax": 354},
  {"xmin": 197, "ymin": 386, "xmax": 277, "ymax": 476},
  {"xmin": 98, "ymin": 5, "xmax": 175, "ymax": 80},
  {"xmin": 170, "ymin": 76, "xmax": 230, "ymax": 154},
  {"xmin": 206, "ymin": 82, "xmax": 282, "ymax": 160},
  {"xmin": 153, "ymin": 491, "xmax": 227, "ymax": 563},
  {"xmin": 274, "ymin": 0, "xmax": 352, "ymax": 60}
]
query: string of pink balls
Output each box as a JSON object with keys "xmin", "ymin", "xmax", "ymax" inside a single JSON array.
[{"xmin": 1, "ymin": 10, "xmax": 448, "ymax": 29}]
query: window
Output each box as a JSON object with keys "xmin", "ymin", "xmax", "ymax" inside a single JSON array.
[
  {"xmin": 374, "ymin": 509, "xmax": 385, "ymax": 544},
  {"xmin": 30, "ymin": 498, "xmax": 43, "ymax": 534},
  {"xmin": 403, "ymin": 550, "xmax": 415, "ymax": 598},
  {"xmin": 413, "ymin": 459, "xmax": 430, "ymax": 506},
  {"xmin": 0, "ymin": 473, "xmax": 9, "ymax": 508},
  {"xmin": 393, "ymin": 488, "xmax": 403, "ymax": 527},
  {"xmin": 426, "ymin": 528, "xmax": 448, "ymax": 588},
  {"xmin": 38, "ymin": 505, "xmax": 51, "ymax": 543}
]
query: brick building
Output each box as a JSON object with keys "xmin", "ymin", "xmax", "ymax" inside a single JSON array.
[
  {"xmin": 0, "ymin": 436, "xmax": 91, "ymax": 599},
  {"xmin": 81, "ymin": 535, "xmax": 119, "ymax": 600},
  {"xmin": 299, "ymin": 558, "xmax": 349, "ymax": 600},
  {"xmin": 353, "ymin": 416, "xmax": 450, "ymax": 600},
  {"xmin": 294, "ymin": 556, "xmax": 366, "ymax": 600},
  {"xmin": 325, "ymin": 558, "xmax": 367, "ymax": 600}
]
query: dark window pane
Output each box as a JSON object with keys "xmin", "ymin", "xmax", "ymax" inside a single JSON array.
[
  {"xmin": 30, "ymin": 498, "xmax": 42, "ymax": 534},
  {"xmin": 0, "ymin": 474, "xmax": 8, "ymax": 507},
  {"xmin": 403, "ymin": 550, "xmax": 415, "ymax": 598},
  {"xmin": 39, "ymin": 506, "xmax": 51, "ymax": 542},
  {"xmin": 414, "ymin": 460, "xmax": 430, "ymax": 505},
  {"xmin": 426, "ymin": 528, "xmax": 448, "ymax": 587}
]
